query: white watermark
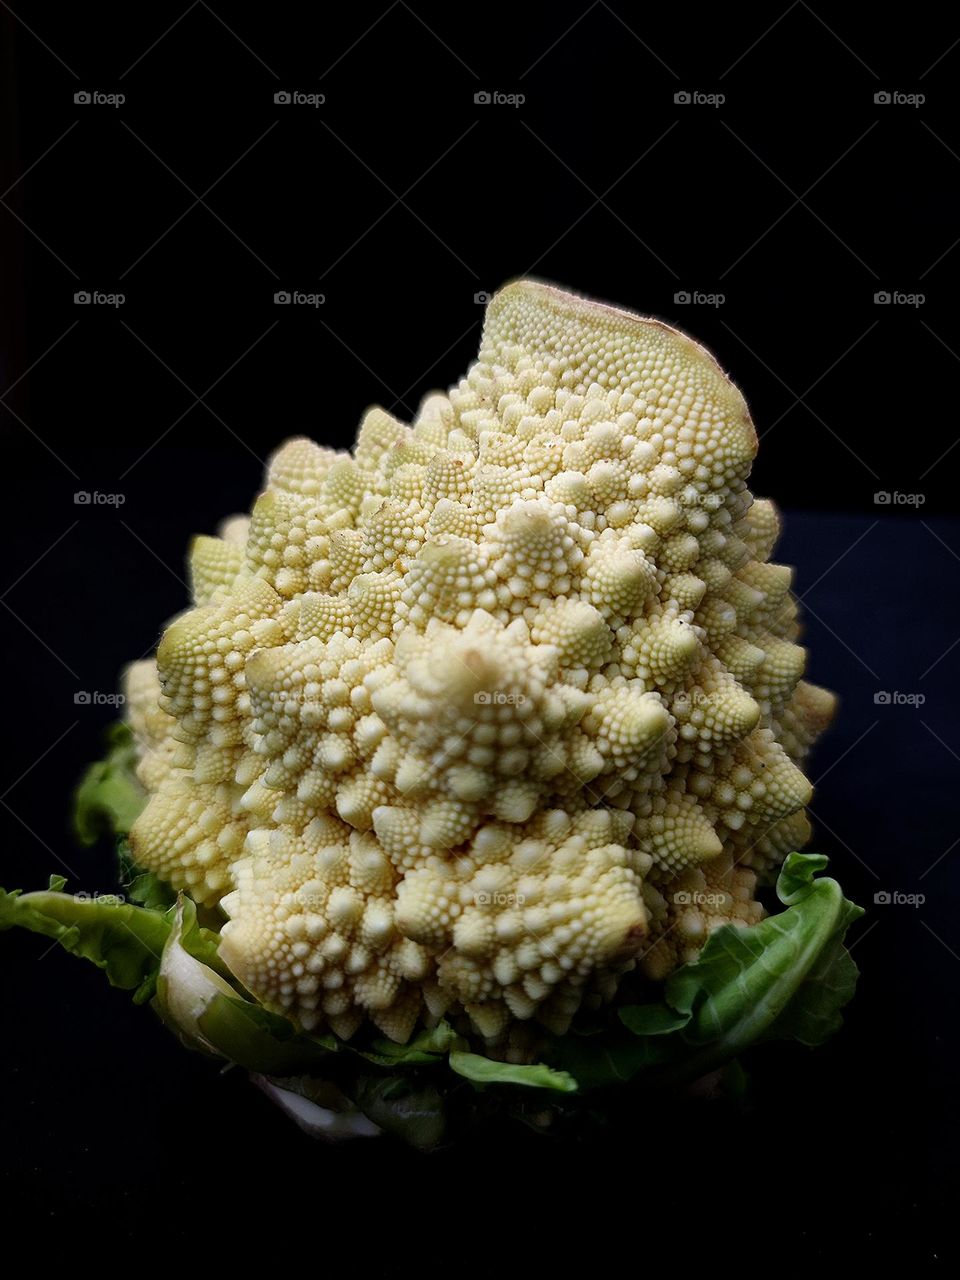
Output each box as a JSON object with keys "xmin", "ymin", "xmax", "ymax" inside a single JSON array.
[
  {"xmin": 674, "ymin": 90, "xmax": 725, "ymax": 107},
  {"xmin": 75, "ymin": 90, "xmax": 125, "ymax": 108},
  {"xmin": 674, "ymin": 290, "xmax": 725, "ymax": 307},
  {"xmin": 294, "ymin": 889, "xmax": 326, "ymax": 909},
  {"xmin": 874, "ymin": 690, "xmax": 925, "ymax": 707},
  {"xmin": 475, "ymin": 90, "xmax": 525, "ymax": 107},
  {"xmin": 74, "ymin": 491, "xmax": 125, "ymax": 505},
  {"xmin": 74, "ymin": 691, "xmax": 126, "ymax": 707},
  {"xmin": 674, "ymin": 890, "xmax": 726, "ymax": 907},
  {"xmin": 274, "ymin": 90, "xmax": 325, "ymax": 107},
  {"xmin": 874, "ymin": 90, "xmax": 924, "ymax": 107},
  {"xmin": 672, "ymin": 690, "xmax": 712, "ymax": 709},
  {"xmin": 475, "ymin": 891, "xmax": 526, "ymax": 906},
  {"xmin": 474, "ymin": 690, "xmax": 527, "ymax": 706},
  {"xmin": 874, "ymin": 890, "xmax": 925, "ymax": 907},
  {"xmin": 874, "ymin": 491, "xmax": 924, "ymax": 506},
  {"xmin": 74, "ymin": 291, "xmax": 125, "ymax": 308},
  {"xmin": 874, "ymin": 291, "xmax": 924, "ymax": 307},
  {"xmin": 274, "ymin": 291, "xmax": 325, "ymax": 307}
]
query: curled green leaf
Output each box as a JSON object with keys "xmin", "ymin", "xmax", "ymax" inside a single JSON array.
[
  {"xmin": 72, "ymin": 722, "xmax": 146, "ymax": 845},
  {"xmin": 449, "ymin": 1050, "xmax": 577, "ymax": 1093},
  {"xmin": 0, "ymin": 884, "xmax": 169, "ymax": 1003}
]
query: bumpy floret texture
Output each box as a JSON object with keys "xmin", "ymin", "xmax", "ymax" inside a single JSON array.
[{"xmin": 125, "ymin": 282, "xmax": 834, "ymax": 1043}]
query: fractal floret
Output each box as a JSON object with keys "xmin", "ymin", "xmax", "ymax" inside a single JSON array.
[{"xmin": 2, "ymin": 282, "xmax": 862, "ymax": 1144}]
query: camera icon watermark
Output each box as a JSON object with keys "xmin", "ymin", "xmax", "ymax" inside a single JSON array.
[
  {"xmin": 474, "ymin": 291, "xmax": 492, "ymax": 305},
  {"xmin": 474, "ymin": 890, "xmax": 526, "ymax": 906}
]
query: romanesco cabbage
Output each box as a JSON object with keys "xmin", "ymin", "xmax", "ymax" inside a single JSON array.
[{"xmin": 1, "ymin": 282, "xmax": 861, "ymax": 1145}]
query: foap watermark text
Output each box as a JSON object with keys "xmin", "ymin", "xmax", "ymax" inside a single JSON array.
[
  {"xmin": 874, "ymin": 491, "xmax": 924, "ymax": 507},
  {"xmin": 874, "ymin": 690, "xmax": 925, "ymax": 707},
  {"xmin": 75, "ymin": 691, "xmax": 126, "ymax": 707},
  {"xmin": 674, "ymin": 90, "xmax": 725, "ymax": 107},
  {"xmin": 75, "ymin": 491, "xmax": 125, "ymax": 506},
  {"xmin": 475, "ymin": 90, "xmax": 525, "ymax": 107},
  {"xmin": 75, "ymin": 90, "xmax": 125, "ymax": 107},
  {"xmin": 874, "ymin": 890, "xmax": 925, "ymax": 907},
  {"xmin": 874, "ymin": 90, "xmax": 924, "ymax": 107},
  {"xmin": 874, "ymin": 291, "xmax": 924, "ymax": 307},
  {"xmin": 275, "ymin": 291, "xmax": 325, "ymax": 307},
  {"xmin": 275, "ymin": 90, "xmax": 325, "ymax": 107},
  {"xmin": 474, "ymin": 690, "xmax": 526, "ymax": 706},
  {"xmin": 674, "ymin": 291, "xmax": 725, "ymax": 307},
  {"xmin": 75, "ymin": 291, "xmax": 125, "ymax": 308}
]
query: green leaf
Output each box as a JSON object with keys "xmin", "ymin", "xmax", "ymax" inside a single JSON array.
[
  {"xmin": 151, "ymin": 897, "xmax": 340, "ymax": 1072},
  {"xmin": 349, "ymin": 1074, "xmax": 447, "ymax": 1150},
  {"xmin": 127, "ymin": 870, "xmax": 178, "ymax": 911},
  {"xmin": 0, "ymin": 885, "xmax": 170, "ymax": 1003},
  {"xmin": 546, "ymin": 1029, "xmax": 666, "ymax": 1089},
  {"xmin": 650, "ymin": 852, "xmax": 862, "ymax": 1081},
  {"xmin": 192, "ymin": 994, "xmax": 338, "ymax": 1075},
  {"xmin": 720, "ymin": 1058, "xmax": 749, "ymax": 1100},
  {"xmin": 357, "ymin": 1021, "xmax": 464, "ymax": 1066},
  {"xmin": 763, "ymin": 903, "xmax": 862, "ymax": 1047},
  {"xmin": 117, "ymin": 838, "xmax": 178, "ymax": 911},
  {"xmin": 163, "ymin": 894, "xmax": 232, "ymax": 979},
  {"xmin": 777, "ymin": 850, "xmax": 830, "ymax": 903},
  {"xmin": 618, "ymin": 1004, "xmax": 690, "ymax": 1036},
  {"xmin": 449, "ymin": 1050, "xmax": 577, "ymax": 1093},
  {"xmin": 0, "ymin": 851, "xmax": 861, "ymax": 1145},
  {"xmin": 154, "ymin": 898, "xmax": 242, "ymax": 1053},
  {"xmin": 545, "ymin": 852, "xmax": 862, "ymax": 1091},
  {"xmin": 73, "ymin": 722, "xmax": 146, "ymax": 845}
]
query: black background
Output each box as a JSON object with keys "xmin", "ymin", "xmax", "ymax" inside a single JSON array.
[{"xmin": 1, "ymin": 2, "xmax": 958, "ymax": 1265}]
